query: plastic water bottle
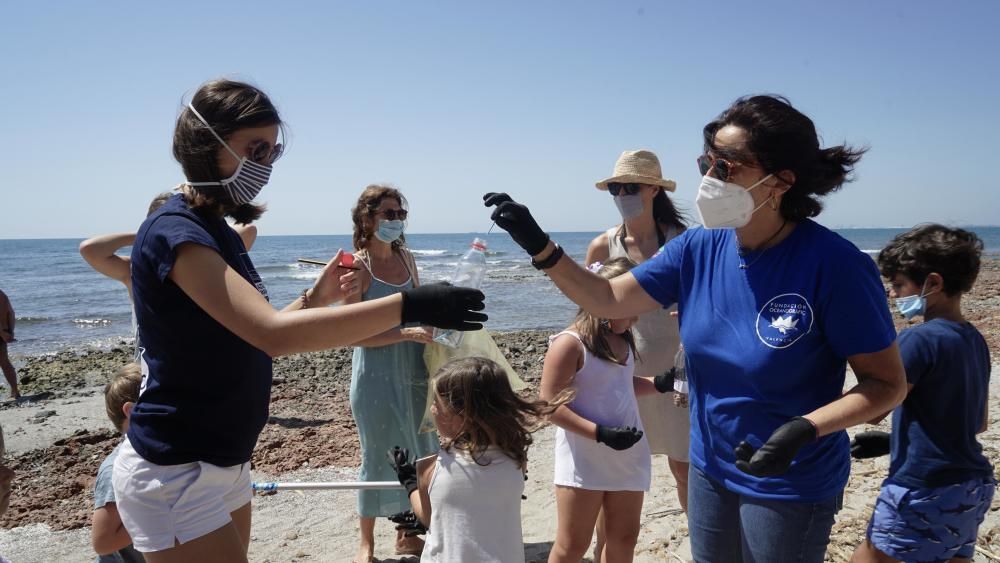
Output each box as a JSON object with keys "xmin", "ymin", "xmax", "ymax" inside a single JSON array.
[
  {"xmin": 432, "ymin": 237, "xmax": 488, "ymax": 348},
  {"xmin": 672, "ymin": 344, "xmax": 688, "ymax": 408}
]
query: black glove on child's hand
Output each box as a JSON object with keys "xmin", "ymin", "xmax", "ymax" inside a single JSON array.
[
  {"xmin": 387, "ymin": 509, "xmax": 427, "ymax": 537},
  {"xmin": 386, "ymin": 446, "xmax": 419, "ymax": 495},
  {"xmin": 400, "ymin": 282, "xmax": 487, "ymax": 331},
  {"xmin": 595, "ymin": 425, "xmax": 644, "ymax": 451},
  {"xmin": 653, "ymin": 369, "xmax": 675, "ymax": 393},
  {"xmin": 483, "ymin": 192, "xmax": 550, "ymax": 256},
  {"xmin": 734, "ymin": 417, "xmax": 817, "ymax": 477},
  {"xmin": 850, "ymin": 430, "xmax": 891, "ymax": 459}
]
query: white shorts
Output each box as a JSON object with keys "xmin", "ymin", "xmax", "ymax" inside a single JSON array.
[{"xmin": 111, "ymin": 438, "xmax": 252, "ymax": 552}]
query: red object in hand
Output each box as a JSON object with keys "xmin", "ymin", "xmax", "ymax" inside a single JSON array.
[{"xmin": 339, "ymin": 253, "xmax": 356, "ymax": 268}]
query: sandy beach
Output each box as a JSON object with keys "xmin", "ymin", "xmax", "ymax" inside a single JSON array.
[{"xmin": 1, "ymin": 259, "xmax": 999, "ymax": 563}]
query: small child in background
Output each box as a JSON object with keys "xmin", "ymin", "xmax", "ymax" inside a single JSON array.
[
  {"xmin": 388, "ymin": 356, "xmax": 569, "ymax": 563},
  {"xmin": 542, "ymin": 257, "xmax": 675, "ymax": 563},
  {"xmin": 850, "ymin": 225, "xmax": 993, "ymax": 563},
  {"xmin": 92, "ymin": 364, "xmax": 145, "ymax": 563}
]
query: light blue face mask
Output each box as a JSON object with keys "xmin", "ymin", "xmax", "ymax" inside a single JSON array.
[
  {"xmin": 375, "ymin": 219, "xmax": 405, "ymax": 243},
  {"xmin": 613, "ymin": 194, "xmax": 644, "ymax": 220},
  {"xmin": 895, "ymin": 282, "xmax": 935, "ymax": 320}
]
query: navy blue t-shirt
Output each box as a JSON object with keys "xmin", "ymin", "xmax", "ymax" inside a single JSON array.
[
  {"xmin": 889, "ymin": 319, "xmax": 992, "ymax": 488},
  {"xmin": 128, "ymin": 194, "xmax": 272, "ymax": 467},
  {"xmin": 632, "ymin": 220, "xmax": 896, "ymax": 501}
]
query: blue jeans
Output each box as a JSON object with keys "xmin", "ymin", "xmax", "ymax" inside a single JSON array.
[{"xmin": 688, "ymin": 465, "xmax": 842, "ymax": 563}]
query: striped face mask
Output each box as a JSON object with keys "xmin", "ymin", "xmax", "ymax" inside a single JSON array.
[{"xmin": 185, "ymin": 103, "xmax": 273, "ymax": 205}]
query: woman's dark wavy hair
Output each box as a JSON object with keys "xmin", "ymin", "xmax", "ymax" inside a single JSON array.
[
  {"xmin": 173, "ymin": 79, "xmax": 283, "ymax": 225},
  {"xmin": 703, "ymin": 95, "xmax": 867, "ymax": 221},
  {"xmin": 877, "ymin": 224, "xmax": 984, "ymax": 296}
]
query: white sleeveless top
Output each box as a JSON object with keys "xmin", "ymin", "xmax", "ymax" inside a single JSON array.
[
  {"xmin": 606, "ymin": 226, "xmax": 690, "ymax": 460},
  {"xmin": 552, "ymin": 331, "xmax": 651, "ymax": 491},
  {"xmin": 423, "ymin": 447, "xmax": 526, "ymax": 563}
]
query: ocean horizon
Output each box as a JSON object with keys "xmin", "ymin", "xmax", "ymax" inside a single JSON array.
[{"xmin": 2, "ymin": 227, "xmax": 999, "ymax": 358}]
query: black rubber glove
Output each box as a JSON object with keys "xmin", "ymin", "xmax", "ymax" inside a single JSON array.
[
  {"xmin": 595, "ymin": 425, "xmax": 644, "ymax": 451},
  {"xmin": 387, "ymin": 446, "xmax": 419, "ymax": 495},
  {"xmin": 387, "ymin": 509, "xmax": 427, "ymax": 537},
  {"xmin": 653, "ymin": 369, "xmax": 675, "ymax": 393},
  {"xmin": 850, "ymin": 431, "xmax": 891, "ymax": 459},
  {"xmin": 400, "ymin": 282, "xmax": 487, "ymax": 331},
  {"xmin": 734, "ymin": 417, "xmax": 817, "ymax": 477},
  {"xmin": 483, "ymin": 192, "xmax": 550, "ymax": 256}
]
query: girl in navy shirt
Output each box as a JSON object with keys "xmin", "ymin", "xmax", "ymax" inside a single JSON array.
[
  {"xmin": 485, "ymin": 95, "xmax": 907, "ymax": 563},
  {"xmin": 111, "ymin": 79, "xmax": 485, "ymax": 562}
]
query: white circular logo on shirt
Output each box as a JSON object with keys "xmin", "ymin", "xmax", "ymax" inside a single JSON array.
[{"xmin": 756, "ymin": 293, "xmax": 814, "ymax": 349}]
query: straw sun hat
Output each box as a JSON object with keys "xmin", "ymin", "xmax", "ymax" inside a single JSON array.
[{"xmin": 595, "ymin": 149, "xmax": 677, "ymax": 192}]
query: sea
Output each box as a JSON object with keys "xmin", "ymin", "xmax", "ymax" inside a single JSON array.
[{"xmin": 1, "ymin": 227, "xmax": 999, "ymax": 358}]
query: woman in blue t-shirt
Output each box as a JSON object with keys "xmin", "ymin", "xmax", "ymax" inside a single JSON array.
[
  {"xmin": 111, "ymin": 79, "xmax": 487, "ymax": 563},
  {"xmin": 485, "ymin": 95, "xmax": 908, "ymax": 563}
]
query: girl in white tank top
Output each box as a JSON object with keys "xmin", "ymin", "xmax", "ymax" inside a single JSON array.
[
  {"xmin": 386, "ymin": 356, "xmax": 571, "ymax": 563},
  {"xmin": 541, "ymin": 258, "xmax": 675, "ymax": 563}
]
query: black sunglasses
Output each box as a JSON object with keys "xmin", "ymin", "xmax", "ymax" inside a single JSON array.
[
  {"xmin": 250, "ymin": 142, "xmax": 283, "ymax": 165},
  {"xmin": 607, "ymin": 182, "xmax": 643, "ymax": 196},
  {"xmin": 377, "ymin": 208, "xmax": 409, "ymax": 221}
]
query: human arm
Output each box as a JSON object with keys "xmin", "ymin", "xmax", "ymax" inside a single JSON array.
[
  {"xmin": 541, "ymin": 334, "xmax": 643, "ymax": 449},
  {"xmin": 584, "ymin": 233, "xmax": 610, "ymax": 267},
  {"xmin": 91, "ymin": 502, "xmax": 133, "ymax": 555},
  {"xmin": 633, "ymin": 375, "xmax": 673, "ymax": 397},
  {"xmin": 0, "ymin": 292, "xmax": 12, "ymax": 342},
  {"xmin": 232, "ymin": 223, "xmax": 257, "ymax": 251},
  {"xmin": 281, "ymin": 250, "xmax": 361, "ymax": 312},
  {"xmin": 484, "ymin": 193, "xmax": 661, "ymax": 319},
  {"xmin": 168, "ymin": 243, "xmax": 485, "ymax": 357},
  {"xmin": 412, "ymin": 454, "xmax": 436, "ymax": 527},
  {"xmin": 79, "ymin": 233, "xmax": 135, "ymax": 286},
  {"xmin": 980, "ymin": 396, "xmax": 989, "ymax": 434}
]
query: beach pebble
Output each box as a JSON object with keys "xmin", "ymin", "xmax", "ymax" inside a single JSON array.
[{"xmin": 284, "ymin": 530, "xmax": 298, "ymax": 540}]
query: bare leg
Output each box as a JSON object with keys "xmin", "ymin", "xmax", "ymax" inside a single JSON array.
[
  {"xmin": 355, "ymin": 515, "xmax": 375, "ymax": 563},
  {"xmin": 230, "ymin": 502, "xmax": 252, "ymax": 555},
  {"xmin": 667, "ymin": 458, "xmax": 689, "ymax": 513},
  {"xmin": 601, "ymin": 491, "xmax": 644, "ymax": 563},
  {"xmin": 0, "ymin": 342, "xmax": 18, "ymax": 399},
  {"xmin": 142, "ymin": 521, "xmax": 247, "ymax": 563},
  {"xmin": 549, "ymin": 486, "xmax": 603, "ymax": 563},
  {"xmin": 594, "ymin": 508, "xmax": 606, "ymax": 563}
]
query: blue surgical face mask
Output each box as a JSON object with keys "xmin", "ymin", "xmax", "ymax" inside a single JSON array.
[
  {"xmin": 895, "ymin": 282, "xmax": 936, "ymax": 320},
  {"xmin": 375, "ymin": 219, "xmax": 405, "ymax": 243}
]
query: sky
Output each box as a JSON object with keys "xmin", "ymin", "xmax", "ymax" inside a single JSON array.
[{"xmin": 1, "ymin": 1, "xmax": 998, "ymax": 238}]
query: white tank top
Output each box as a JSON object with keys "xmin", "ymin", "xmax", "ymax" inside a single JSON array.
[
  {"xmin": 423, "ymin": 447, "xmax": 526, "ymax": 563},
  {"xmin": 552, "ymin": 331, "xmax": 651, "ymax": 491}
]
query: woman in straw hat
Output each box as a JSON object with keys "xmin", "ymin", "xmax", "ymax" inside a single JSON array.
[
  {"xmin": 485, "ymin": 95, "xmax": 906, "ymax": 562},
  {"xmin": 585, "ymin": 150, "xmax": 689, "ymax": 559}
]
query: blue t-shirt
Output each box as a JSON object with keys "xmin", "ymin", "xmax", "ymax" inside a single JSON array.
[
  {"xmin": 128, "ymin": 194, "xmax": 271, "ymax": 466},
  {"xmin": 889, "ymin": 319, "xmax": 993, "ymax": 488},
  {"xmin": 632, "ymin": 220, "xmax": 896, "ymax": 501},
  {"xmin": 94, "ymin": 443, "xmax": 145, "ymax": 563}
]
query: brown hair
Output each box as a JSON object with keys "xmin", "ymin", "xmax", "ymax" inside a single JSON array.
[
  {"xmin": 574, "ymin": 257, "xmax": 638, "ymax": 364},
  {"xmin": 351, "ymin": 184, "xmax": 408, "ymax": 251},
  {"xmin": 173, "ymin": 79, "xmax": 283, "ymax": 225},
  {"xmin": 147, "ymin": 192, "xmax": 173, "ymax": 217},
  {"xmin": 105, "ymin": 363, "xmax": 142, "ymax": 432},
  {"xmin": 433, "ymin": 357, "xmax": 571, "ymax": 471},
  {"xmin": 878, "ymin": 224, "xmax": 984, "ymax": 296}
]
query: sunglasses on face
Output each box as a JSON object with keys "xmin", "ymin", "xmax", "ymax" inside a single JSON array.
[
  {"xmin": 377, "ymin": 208, "xmax": 409, "ymax": 221},
  {"xmin": 249, "ymin": 142, "xmax": 283, "ymax": 165},
  {"xmin": 697, "ymin": 154, "xmax": 744, "ymax": 182},
  {"xmin": 607, "ymin": 183, "xmax": 643, "ymax": 197}
]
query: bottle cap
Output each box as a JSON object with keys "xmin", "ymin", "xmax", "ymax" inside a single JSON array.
[{"xmin": 472, "ymin": 237, "xmax": 487, "ymax": 251}]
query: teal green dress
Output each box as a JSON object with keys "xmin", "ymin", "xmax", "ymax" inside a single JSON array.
[{"xmin": 350, "ymin": 266, "xmax": 439, "ymax": 517}]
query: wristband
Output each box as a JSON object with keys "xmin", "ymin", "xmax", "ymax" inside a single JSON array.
[{"xmin": 531, "ymin": 243, "xmax": 564, "ymax": 270}]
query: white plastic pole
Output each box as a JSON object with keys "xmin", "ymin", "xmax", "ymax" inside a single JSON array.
[{"xmin": 253, "ymin": 481, "xmax": 403, "ymax": 492}]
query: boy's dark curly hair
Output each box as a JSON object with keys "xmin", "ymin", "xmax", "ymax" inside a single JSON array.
[{"xmin": 877, "ymin": 224, "xmax": 984, "ymax": 296}]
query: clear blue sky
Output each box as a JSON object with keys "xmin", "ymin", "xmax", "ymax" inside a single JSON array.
[{"xmin": 2, "ymin": 1, "xmax": 997, "ymax": 238}]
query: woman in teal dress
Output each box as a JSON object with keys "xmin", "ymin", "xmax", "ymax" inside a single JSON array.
[{"xmin": 343, "ymin": 184, "xmax": 439, "ymax": 563}]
